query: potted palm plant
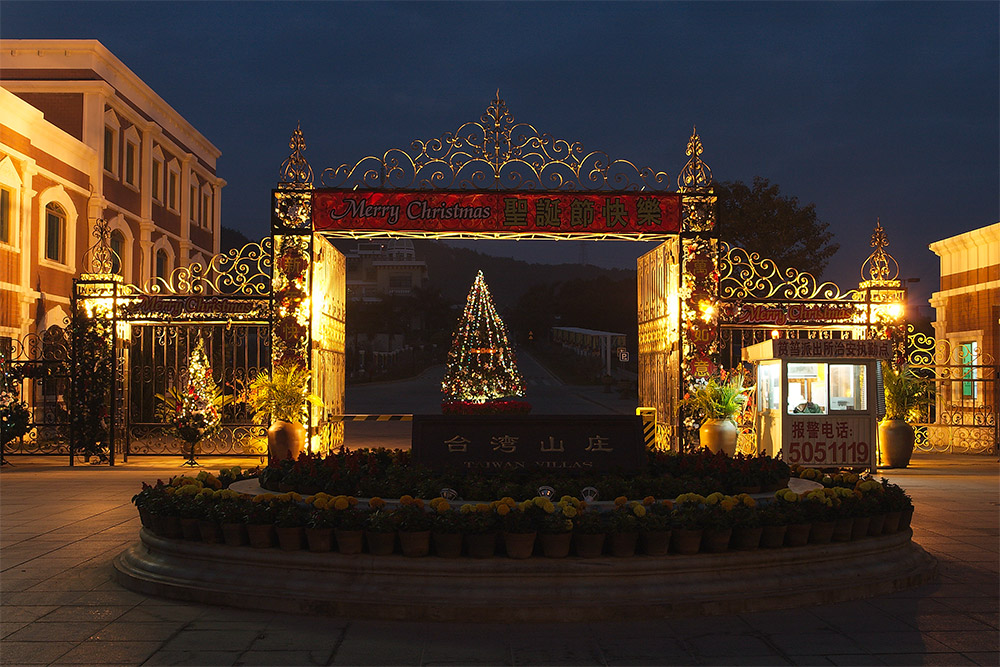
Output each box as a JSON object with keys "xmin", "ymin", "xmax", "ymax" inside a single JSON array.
[
  {"xmin": 682, "ymin": 368, "xmax": 753, "ymax": 455},
  {"xmin": 246, "ymin": 362, "xmax": 323, "ymax": 463},
  {"xmin": 880, "ymin": 364, "xmax": 932, "ymax": 468}
]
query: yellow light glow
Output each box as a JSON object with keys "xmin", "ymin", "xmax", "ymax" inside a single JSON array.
[
  {"xmin": 888, "ymin": 303, "xmax": 903, "ymax": 319},
  {"xmin": 698, "ymin": 300, "xmax": 715, "ymax": 322},
  {"xmin": 771, "ymin": 329, "xmax": 780, "ymax": 339}
]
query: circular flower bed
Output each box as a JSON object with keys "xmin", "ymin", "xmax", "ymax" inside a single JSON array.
[{"xmin": 132, "ymin": 459, "xmax": 914, "ymax": 558}]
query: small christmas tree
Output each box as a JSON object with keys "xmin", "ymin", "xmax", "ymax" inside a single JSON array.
[
  {"xmin": 1, "ymin": 352, "xmax": 30, "ymax": 450},
  {"xmin": 156, "ymin": 339, "xmax": 228, "ymax": 464},
  {"xmin": 441, "ymin": 271, "xmax": 526, "ymax": 406}
]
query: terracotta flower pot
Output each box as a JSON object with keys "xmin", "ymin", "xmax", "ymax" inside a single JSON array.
[
  {"xmin": 276, "ymin": 526, "xmax": 305, "ymax": 551},
  {"xmin": 879, "ymin": 419, "xmax": 915, "ymax": 468},
  {"xmin": 465, "ymin": 532, "xmax": 497, "ymax": 558},
  {"xmin": 670, "ymin": 528, "xmax": 703, "ymax": 555},
  {"xmin": 268, "ymin": 420, "xmax": 305, "ymax": 464},
  {"xmin": 247, "ymin": 523, "xmax": 276, "ymax": 548},
  {"xmin": 365, "ymin": 530, "xmax": 395, "ymax": 556},
  {"xmin": 306, "ymin": 527, "xmax": 334, "ymax": 553},
  {"xmin": 760, "ymin": 524, "xmax": 787, "ymax": 548},
  {"xmin": 641, "ymin": 530, "xmax": 671, "ymax": 556},
  {"xmin": 335, "ymin": 529, "xmax": 363, "ymax": 554},
  {"xmin": 784, "ymin": 523, "xmax": 811, "ymax": 547},
  {"xmin": 731, "ymin": 525, "xmax": 763, "ymax": 551},
  {"xmin": 809, "ymin": 521, "xmax": 835, "ymax": 544},
  {"xmin": 868, "ymin": 514, "xmax": 887, "ymax": 536},
  {"xmin": 432, "ymin": 532, "xmax": 463, "ymax": 558},
  {"xmin": 702, "ymin": 527, "xmax": 732, "ymax": 553},
  {"xmin": 899, "ymin": 506, "xmax": 914, "ymax": 531},
  {"xmin": 609, "ymin": 532, "xmax": 638, "ymax": 557},
  {"xmin": 832, "ymin": 518, "xmax": 854, "ymax": 542},
  {"xmin": 700, "ymin": 418, "xmax": 738, "ymax": 456},
  {"xmin": 222, "ymin": 522, "xmax": 248, "ymax": 546},
  {"xmin": 883, "ymin": 511, "xmax": 902, "ymax": 534},
  {"xmin": 198, "ymin": 520, "xmax": 222, "ymax": 544},
  {"xmin": 540, "ymin": 532, "xmax": 572, "ymax": 558},
  {"xmin": 574, "ymin": 532, "xmax": 606, "ymax": 558},
  {"xmin": 399, "ymin": 530, "xmax": 431, "ymax": 557},
  {"xmin": 503, "ymin": 531, "xmax": 537, "ymax": 559},
  {"xmin": 180, "ymin": 518, "xmax": 202, "ymax": 541},
  {"xmin": 851, "ymin": 516, "xmax": 871, "ymax": 540}
]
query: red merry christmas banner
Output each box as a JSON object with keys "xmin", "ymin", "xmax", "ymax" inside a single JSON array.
[{"xmin": 312, "ymin": 189, "xmax": 681, "ymax": 236}]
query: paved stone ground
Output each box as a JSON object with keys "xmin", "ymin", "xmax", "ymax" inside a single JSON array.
[{"xmin": 1, "ymin": 453, "xmax": 997, "ymax": 666}]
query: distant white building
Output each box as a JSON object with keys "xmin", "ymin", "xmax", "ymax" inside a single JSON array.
[{"xmin": 344, "ymin": 239, "xmax": 428, "ymax": 302}]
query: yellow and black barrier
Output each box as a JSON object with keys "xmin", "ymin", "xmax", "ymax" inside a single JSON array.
[{"xmin": 330, "ymin": 414, "xmax": 413, "ymax": 422}]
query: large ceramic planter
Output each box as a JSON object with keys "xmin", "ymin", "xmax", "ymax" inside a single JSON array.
[
  {"xmin": 540, "ymin": 532, "xmax": 572, "ymax": 558},
  {"xmin": 574, "ymin": 532, "xmax": 606, "ymax": 558},
  {"xmin": 641, "ymin": 530, "xmax": 671, "ymax": 556},
  {"xmin": 268, "ymin": 420, "xmax": 305, "ymax": 464},
  {"xmin": 503, "ymin": 532, "xmax": 537, "ymax": 559},
  {"xmin": 609, "ymin": 532, "xmax": 638, "ymax": 557},
  {"xmin": 670, "ymin": 528, "xmax": 703, "ymax": 555},
  {"xmin": 879, "ymin": 419, "xmax": 915, "ymax": 468},
  {"xmin": 699, "ymin": 419, "xmax": 738, "ymax": 455},
  {"xmin": 432, "ymin": 532, "xmax": 463, "ymax": 558},
  {"xmin": 335, "ymin": 529, "xmax": 363, "ymax": 554},
  {"xmin": 399, "ymin": 530, "xmax": 431, "ymax": 557},
  {"xmin": 465, "ymin": 532, "xmax": 497, "ymax": 558}
]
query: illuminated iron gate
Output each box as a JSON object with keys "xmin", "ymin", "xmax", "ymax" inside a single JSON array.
[
  {"xmin": 2, "ymin": 326, "xmax": 72, "ymax": 455},
  {"xmin": 124, "ymin": 322, "xmax": 270, "ymax": 456},
  {"xmin": 907, "ymin": 327, "xmax": 998, "ymax": 454}
]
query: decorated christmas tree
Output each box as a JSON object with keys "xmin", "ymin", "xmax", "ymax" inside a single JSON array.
[
  {"xmin": 156, "ymin": 339, "xmax": 228, "ymax": 463},
  {"xmin": 442, "ymin": 271, "xmax": 526, "ymax": 408}
]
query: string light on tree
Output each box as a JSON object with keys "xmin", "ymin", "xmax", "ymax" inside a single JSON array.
[{"xmin": 441, "ymin": 271, "xmax": 526, "ymax": 406}]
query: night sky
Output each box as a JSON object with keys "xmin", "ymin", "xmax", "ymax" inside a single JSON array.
[{"xmin": 3, "ymin": 1, "xmax": 997, "ymax": 310}]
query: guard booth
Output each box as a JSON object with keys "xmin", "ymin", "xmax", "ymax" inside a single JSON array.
[{"xmin": 743, "ymin": 338, "xmax": 894, "ymax": 471}]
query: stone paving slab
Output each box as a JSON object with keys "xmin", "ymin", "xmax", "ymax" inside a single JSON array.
[{"xmin": 1, "ymin": 453, "xmax": 997, "ymax": 666}]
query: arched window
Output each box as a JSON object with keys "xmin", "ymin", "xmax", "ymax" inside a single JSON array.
[
  {"xmin": 110, "ymin": 230, "xmax": 125, "ymax": 275},
  {"xmin": 156, "ymin": 249, "xmax": 169, "ymax": 279},
  {"xmin": 44, "ymin": 203, "xmax": 66, "ymax": 262}
]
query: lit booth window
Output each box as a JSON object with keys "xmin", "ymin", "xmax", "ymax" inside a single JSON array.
[{"xmin": 744, "ymin": 339, "xmax": 889, "ymax": 471}]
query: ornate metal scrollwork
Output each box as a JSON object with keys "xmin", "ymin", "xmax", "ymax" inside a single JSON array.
[
  {"xmin": 80, "ymin": 218, "xmax": 122, "ymax": 280},
  {"xmin": 718, "ymin": 242, "xmax": 860, "ymax": 301},
  {"xmin": 861, "ymin": 219, "xmax": 899, "ymax": 283},
  {"xmin": 677, "ymin": 126, "xmax": 713, "ymax": 191},
  {"xmin": 279, "ymin": 123, "xmax": 314, "ymax": 189},
  {"xmin": 319, "ymin": 92, "xmax": 670, "ymax": 192},
  {"xmin": 135, "ymin": 238, "xmax": 272, "ymax": 297}
]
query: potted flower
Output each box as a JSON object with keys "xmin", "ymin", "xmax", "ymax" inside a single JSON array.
[
  {"xmin": 773, "ymin": 489, "xmax": 811, "ymax": 547},
  {"xmin": 429, "ymin": 498, "xmax": 463, "ymax": 558},
  {"xmin": 214, "ymin": 496, "xmax": 249, "ymax": 546},
  {"xmin": 801, "ymin": 489, "xmax": 837, "ymax": 544},
  {"xmin": 670, "ymin": 493, "xmax": 708, "ymax": 554},
  {"xmin": 246, "ymin": 361, "xmax": 323, "ymax": 463},
  {"xmin": 681, "ymin": 368, "xmax": 753, "ymax": 455},
  {"xmin": 729, "ymin": 494, "xmax": 762, "ymax": 551},
  {"xmin": 701, "ymin": 492, "xmax": 737, "ymax": 553},
  {"xmin": 639, "ymin": 498, "xmax": 673, "ymax": 556},
  {"xmin": 538, "ymin": 496, "xmax": 578, "ymax": 558},
  {"xmin": 245, "ymin": 496, "xmax": 277, "ymax": 548},
  {"xmin": 304, "ymin": 506, "xmax": 334, "ymax": 553},
  {"xmin": 460, "ymin": 502, "xmax": 501, "ymax": 558},
  {"xmin": 572, "ymin": 505, "xmax": 608, "ymax": 558},
  {"xmin": 607, "ymin": 497, "xmax": 643, "ymax": 557},
  {"xmin": 880, "ymin": 365, "xmax": 932, "ymax": 468},
  {"xmin": 393, "ymin": 496, "xmax": 432, "ymax": 557},
  {"xmin": 365, "ymin": 497, "xmax": 396, "ymax": 555},
  {"xmin": 274, "ymin": 500, "xmax": 307, "ymax": 550},
  {"xmin": 501, "ymin": 498, "xmax": 549, "ymax": 559},
  {"xmin": 757, "ymin": 498, "xmax": 789, "ymax": 549},
  {"xmin": 880, "ymin": 479, "xmax": 912, "ymax": 533}
]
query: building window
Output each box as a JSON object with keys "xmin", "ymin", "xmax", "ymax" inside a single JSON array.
[
  {"xmin": 189, "ymin": 184, "xmax": 198, "ymax": 224},
  {"xmin": 167, "ymin": 167, "xmax": 179, "ymax": 211},
  {"xmin": 103, "ymin": 126, "xmax": 117, "ymax": 174},
  {"xmin": 152, "ymin": 158, "xmax": 162, "ymax": 201},
  {"xmin": 156, "ymin": 249, "xmax": 169, "ymax": 279},
  {"xmin": 202, "ymin": 190, "xmax": 212, "ymax": 228},
  {"xmin": 0, "ymin": 187, "xmax": 10, "ymax": 244},
  {"xmin": 44, "ymin": 203, "xmax": 65, "ymax": 262},
  {"xmin": 960, "ymin": 342, "xmax": 978, "ymax": 401},
  {"xmin": 124, "ymin": 141, "xmax": 138, "ymax": 187},
  {"xmin": 110, "ymin": 230, "xmax": 125, "ymax": 275}
]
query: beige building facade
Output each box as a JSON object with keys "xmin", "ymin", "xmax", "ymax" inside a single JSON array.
[{"xmin": 0, "ymin": 39, "xmax": 224, "ymax": 340}]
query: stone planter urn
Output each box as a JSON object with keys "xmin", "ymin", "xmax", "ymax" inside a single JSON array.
[
  {"xmin": 700, "ymin": 419, "xmax": 738, "ymax": 455},
  {"xmin": 879, "ymin": 420, "xmax": 915, "ymax": 468},
  {"xmin": 268, "ymin": 420, "xmax": 305, "ymax": 464}
]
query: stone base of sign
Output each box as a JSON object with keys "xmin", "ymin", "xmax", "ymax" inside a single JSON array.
[{"xmin": 114, "ymin": 528, "xmax": 936, "ymax": 622}]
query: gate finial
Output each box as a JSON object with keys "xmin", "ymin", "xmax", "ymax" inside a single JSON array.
[
  {"xmin": 861, "ymin": 217, "xmax": 899, "ymax": 284},
  {"xmin": 678, "ymin": 126, "xmax": 713, "ymax": 191},
  {"xmin": 81, "ymin": 218, "xmax": 122, "ymax": 280},
  {"xmin": 279, "ymin": 122, "xmax": 314, "ymax": 189}
]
